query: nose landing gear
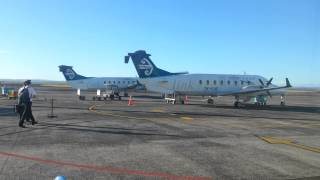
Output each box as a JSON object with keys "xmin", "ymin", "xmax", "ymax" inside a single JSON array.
[
  {"xmin": 234, "ymin": 96, "xmax": 240, "ymax": 108},
  {"xmin": 280, "ymin": 95, "xmax": 286, "ymax": 106}
]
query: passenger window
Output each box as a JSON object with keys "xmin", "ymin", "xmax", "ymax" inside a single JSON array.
[
  {"xmin": 213, "ymin": 80, "xmax": 216, "ymax": 85},
  {"xmin": 128, "ymin": 81, "xmax": 130, "ymax": 84},
  {"xmin": 220, "ymin": 80, "xmax": 223, "ymax": 85},
  {"xmin": 227, "ymin": 80, "xmax": 230, "ymax": 85},
  {"xmin": 108, "ymin": 81, "xmax": 111, "ymax": 84},
  {"xmin": 199, "ymin": 80, "xmax": 202, "ymax": 85},
  {"xmin": 113, "ymin": 81, "xmax": 116, "ymax": 84},
  {"xmin": 234, "ymin": 81, "xmax": 238, "ymax": 86},
  {"xmin": 241, "ymin": 81, "xmax": 244, "ymax": 85},
  {"xmin": 104, "ymin": 81, "xmax": 106, "ymax": 84},
  {"xmin": 206, "ymin": 80, "xmax": 209, "ymax": 85}
]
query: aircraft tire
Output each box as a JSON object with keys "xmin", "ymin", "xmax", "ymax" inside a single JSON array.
[{"xmin": 207, "ymin": 99, "xmax": 214, "ymax": 104}]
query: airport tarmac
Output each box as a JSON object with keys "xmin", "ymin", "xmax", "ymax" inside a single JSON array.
[{"xmin": 0, "ymin": 86, "xmax": 319, "ymax": 180}]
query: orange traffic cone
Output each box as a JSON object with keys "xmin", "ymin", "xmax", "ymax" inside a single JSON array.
[{"xmin": 128, "ymin": 96, "xmax": 134, "ymax": 106}]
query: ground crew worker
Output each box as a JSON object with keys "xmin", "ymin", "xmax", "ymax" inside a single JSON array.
[
  {"xmin": 17, "ymin": 82, "xmax": 28, "ymax": 121},
  {"xmin": 18, "ymin": 80, "xmax": 37, "ymax": 128}
]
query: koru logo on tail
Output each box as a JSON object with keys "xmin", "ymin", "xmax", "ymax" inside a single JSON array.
[
  {"xmin": 138, "ymin": 58, "xmax": 154, "ymax": 76},
  {"xmin": 65, "ymin": 69, "xmax": 76, "ymax": 80}
]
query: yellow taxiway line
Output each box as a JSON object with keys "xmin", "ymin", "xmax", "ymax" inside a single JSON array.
[
  {"xmin": 260, "ymin": 136, "xmax": 320, "ymax": 153},
  {"xmin": 180, "ymin": 117, "xmax": 193, "ymax": 121}
]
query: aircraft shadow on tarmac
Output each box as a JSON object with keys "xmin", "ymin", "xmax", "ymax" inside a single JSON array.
[
  {"xmin": 170, "ymin": 107, "xmax": 319, "ymax": 122},
  {"xmin": 198, "ymin": 104, "xmax": 320, "ymax": 114}
]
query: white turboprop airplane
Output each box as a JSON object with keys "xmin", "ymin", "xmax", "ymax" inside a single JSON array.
[
  {"xmin": 59, "ymin": 65, "xmax": 140, "ymax": 97},
  {"xmin": 125, "ymin": 50, "xmax": 292, "ymax": 107}
]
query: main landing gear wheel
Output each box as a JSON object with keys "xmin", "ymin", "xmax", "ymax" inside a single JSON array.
[
  {"xmin": 207, "ymin": 99, "xmax": 214, "ymax": 104},
  {"xmin": 234, "ymin": 101, "xmax": 240, "ymax": 108},
  {"xmin": 255, "ymin": 102, "xmax": 267, "ymax": 106}
]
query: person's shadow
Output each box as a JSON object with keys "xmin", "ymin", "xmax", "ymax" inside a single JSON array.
[{"xmin": 0, "ymin": 107, "xmax": 16, "ymax": 117}]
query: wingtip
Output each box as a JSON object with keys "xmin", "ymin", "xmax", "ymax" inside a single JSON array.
[
  {"xmin": 286, "ymin": 78, "xmax": 292, "ymax": 88},
  {"xmin": 125, "ymin": 56, "xmax": 130, "ymax": 64}
]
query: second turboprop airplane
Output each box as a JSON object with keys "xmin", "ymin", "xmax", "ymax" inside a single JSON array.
[
  {"xmin": 125, "ymin": 50, "xmax": 292, "ymax": 107},
  {"xmin": 59, "ymin": 65, "xmax": 140, "ymax": 97}
]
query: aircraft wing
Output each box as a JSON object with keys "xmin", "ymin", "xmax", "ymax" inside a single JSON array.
[
  {"xmin": 219, "ymin": 78, "xmax": 292, "ymax": 96},
  {"xmin": 127, "ymin": 82, "xmax": 139, "ymax": 89}
]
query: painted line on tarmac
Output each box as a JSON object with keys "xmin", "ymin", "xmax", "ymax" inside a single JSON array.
[
  {"xmin": 0, "ymin": 151, "xmax": 213, "ymax": 180},
  {"xmin": 260, "ymin": 123, "xmax": 320, "ymax": 129},
  {"xmin": 260, "ymin": 136, "xmax": 320, "ymax": 153},
  {"xmin": 150, "ymin": 109, "xmax": 166, "ymax": 113},
  {"xmin": 180, "ymin": 117, "xmax": 193, "ymax": 121}
]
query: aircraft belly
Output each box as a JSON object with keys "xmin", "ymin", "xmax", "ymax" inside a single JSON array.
[
  {"xmin": 145, "ymin": 84, "xmax": 168, "ymax": 94},
  {"xmin": 68, "ymin": 80, "xmax": 88, "ymax": 90}
]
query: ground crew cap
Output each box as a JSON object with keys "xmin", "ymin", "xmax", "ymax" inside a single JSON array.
[{"xmin": 25, "ymin": 80, "xmax": 31, "ymax": 85}]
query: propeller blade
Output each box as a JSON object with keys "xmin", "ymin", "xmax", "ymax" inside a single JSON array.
[
  {"xmin": 259, "ymin": 79, "xmax": 265, "ymax": 87},
  {"xmin": 267, "ymin": 78, "xmax": 273, "ymax": 86}
]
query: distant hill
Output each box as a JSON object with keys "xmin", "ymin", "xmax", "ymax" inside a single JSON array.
[{"xmin": 0, "ymin": 79, "xmax": 66, "ymax": 85}]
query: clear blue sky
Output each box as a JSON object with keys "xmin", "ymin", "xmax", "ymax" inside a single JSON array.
[{"xmin": 0, "ymin": 0, "xmax": 319, "ymax": 86}]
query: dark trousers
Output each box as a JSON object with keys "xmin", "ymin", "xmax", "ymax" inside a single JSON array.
[{"xmin": 19, "ymin": 102, "xmax": 35, "ymax": 126}]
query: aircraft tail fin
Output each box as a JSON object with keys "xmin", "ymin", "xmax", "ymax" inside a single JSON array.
[
  {"xmin": 58, "ymin": 65, "xmax": 87, "ymax": 81},
  {"xmin": 125, "ymin": 50, "xmax": 187, "ymax": 78}
]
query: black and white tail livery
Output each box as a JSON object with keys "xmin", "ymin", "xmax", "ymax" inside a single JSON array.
[
  {"xmin": 59, "ymin": 65, "xmax": 88, "ymax": 81},
  {"xmin": 125, "ymin": 50, "xmax": 187, "ymax": 78}
]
